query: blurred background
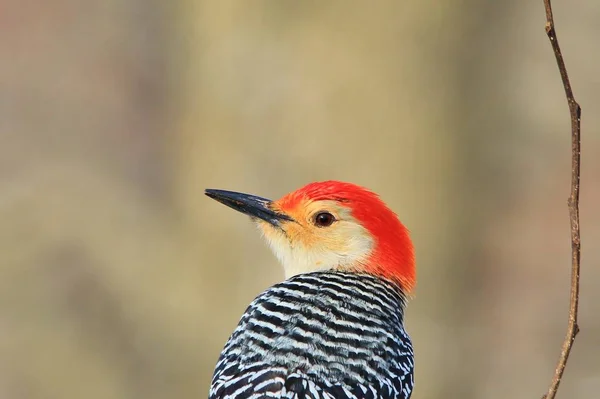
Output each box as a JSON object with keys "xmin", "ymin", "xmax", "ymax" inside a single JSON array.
[{"xmin": 1, "ymin": 1, "xmax": 599, "ymax": 398}]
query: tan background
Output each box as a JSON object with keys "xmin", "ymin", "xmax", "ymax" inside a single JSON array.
[{"xmin": 1, "ymin": 1, "xmax": 599, "ymax": 398}]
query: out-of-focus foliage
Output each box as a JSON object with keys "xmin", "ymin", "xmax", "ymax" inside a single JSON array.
[{"xmin": 1, "ymin": 1, "xmax": 599, "ymax": 398}]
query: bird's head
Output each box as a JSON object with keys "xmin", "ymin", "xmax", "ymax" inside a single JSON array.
[{"xmin": 205, "ymin": 181, "xmax": 415, "ymax": 292}]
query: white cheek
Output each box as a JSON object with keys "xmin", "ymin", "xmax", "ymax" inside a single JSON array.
[
  {"xmin": 259, "ymin": 222, "xmax": 374, "ymax": 279},
  {"xmin": 341, "ymin": 228, "xmax": 375, "ymax": 266}
]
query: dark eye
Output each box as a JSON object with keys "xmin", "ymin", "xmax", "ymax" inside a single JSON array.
[{"xmin": 314, "ymin": 212, "xmax": 335, "ymax": 227}]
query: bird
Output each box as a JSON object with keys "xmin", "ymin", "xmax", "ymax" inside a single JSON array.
[{"xmin": 205, "ymin": 181, "xmax": 416, "ymax": 399}]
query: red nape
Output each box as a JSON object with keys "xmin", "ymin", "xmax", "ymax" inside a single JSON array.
[{"xmin": 278, "ymin": 181, "xmax": 416, "ymax": 293}]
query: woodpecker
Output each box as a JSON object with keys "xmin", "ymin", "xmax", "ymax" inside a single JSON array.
[{"xmin": 205, "ymin": 181, "xmax": 416, "ymax": 399}]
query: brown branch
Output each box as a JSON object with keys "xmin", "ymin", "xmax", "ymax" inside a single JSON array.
[{"xmin": 541, "ymin": 1, "xmax": 582, "ymax": 399}]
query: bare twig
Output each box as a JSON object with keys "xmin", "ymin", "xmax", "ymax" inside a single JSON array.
[{"xmin": 541, "ymin": 1, "xmax": 582, "ymax": 398}]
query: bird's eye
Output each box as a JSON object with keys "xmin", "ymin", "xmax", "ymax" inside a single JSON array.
[{"xmin": 314, "ymin": 212, "xmax": 335, "ymax": 227}]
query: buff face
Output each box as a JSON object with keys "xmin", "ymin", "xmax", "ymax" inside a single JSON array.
[{"xmin": 257, "ymin": 200, "xmax": 375, "ymax": 278}]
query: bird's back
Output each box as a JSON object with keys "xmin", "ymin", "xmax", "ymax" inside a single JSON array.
[{"xmin": 209, "ymin": 271, "xmax": 413, "ymax": 399}]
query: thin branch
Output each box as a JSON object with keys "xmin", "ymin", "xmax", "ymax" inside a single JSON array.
[{"xmin": 541, "ymin": 1, "xmax": 582, "ymax": 398}]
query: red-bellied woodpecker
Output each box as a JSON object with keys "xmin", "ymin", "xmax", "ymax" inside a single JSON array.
[{"xmin": 205, "ymin": 181, "xmax": 416, "ymax": 399}]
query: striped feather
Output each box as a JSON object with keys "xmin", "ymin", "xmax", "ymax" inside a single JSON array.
[{"xmin": 209, "ymin": 271, "xmax": 413, "ymax": 399}]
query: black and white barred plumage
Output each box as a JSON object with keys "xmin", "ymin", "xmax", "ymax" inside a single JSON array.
[{"xmin": 209, "ymin": 271, "xmax": 413, "ymax": 399}]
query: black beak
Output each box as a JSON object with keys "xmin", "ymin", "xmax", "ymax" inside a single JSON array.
[{"xmin": 205, "ymin": 189, "xmax": 294, "ymax": 227}]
